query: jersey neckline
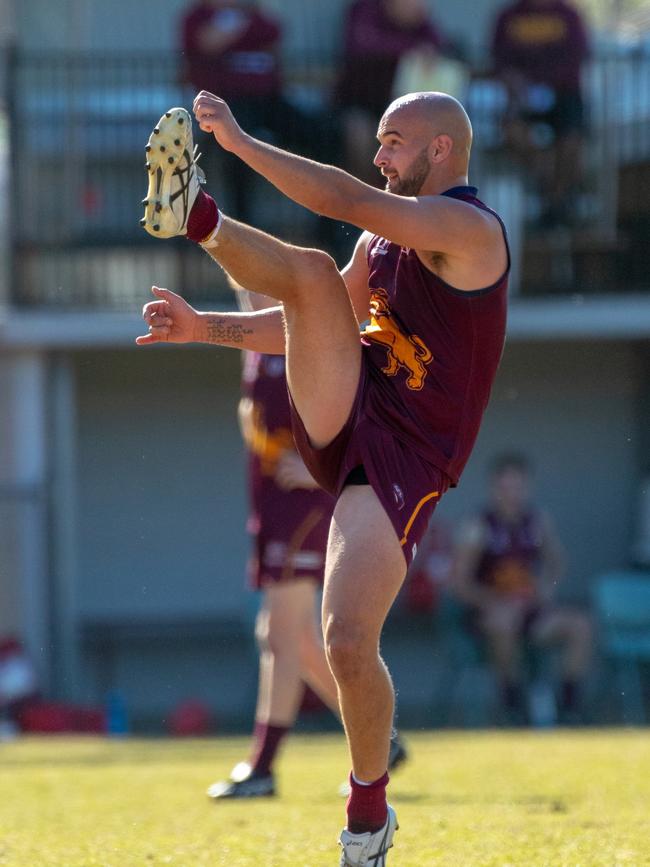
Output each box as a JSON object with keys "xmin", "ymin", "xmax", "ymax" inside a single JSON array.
[{"xmin": 441, "ymin": 185, "xmax": 479, "ymax": 198}]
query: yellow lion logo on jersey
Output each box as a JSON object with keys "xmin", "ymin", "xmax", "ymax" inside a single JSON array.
[{"xmin": 362, "ymin": 288, "xmax": 433, "ymax": 390}]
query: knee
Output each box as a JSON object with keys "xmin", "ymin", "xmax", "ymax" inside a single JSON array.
[
  {"xmin": 298, "ymin": 627, "xmax": 322, "ymax": 670},
  {"xmin": 324, "ymin": 616, "xmax": 373, "ymax": 683},
  {"xmin": 291, "ymin": 248, "xmax": 339, "ymax": 292},
  {"xmin": 255, "ymin": 611, "xmax": 291, "ymax": 658},
  {"xmin": 254, "ymin": 611, "xmax": 271, "ymax": 654}
]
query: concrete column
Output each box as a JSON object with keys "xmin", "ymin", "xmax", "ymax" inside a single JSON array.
[
  {"xmin": 49, "ymin": 355, "xmax": 80, "ymax": 698},
  {"xmin": 0, "ymin": 350, "xmax": 50, "ymax": 686}
]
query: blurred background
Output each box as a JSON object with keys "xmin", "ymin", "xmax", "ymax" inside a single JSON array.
[{"xmin": 0, "ymin": 0, "xmax": 649, "ymax": 735}]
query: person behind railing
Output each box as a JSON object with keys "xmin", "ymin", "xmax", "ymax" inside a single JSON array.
[
  {"xmin": 180, "ymin": 0, "xmax": 336, "ymax": 224},
  {"xmin": 335, "ymin": 0, "xmax": 446, "ymax": 186},
  {"xmin": 490, "ymin": 0, "xmax": 590, "ymax": 228},
  {"xmin": 451, "ymin": 452, "xmax": 592, "ymax": 725}
]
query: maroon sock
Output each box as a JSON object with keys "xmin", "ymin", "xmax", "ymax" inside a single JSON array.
[
  {"xmin": 186, "ymin": 188, "xmax": 219, "ymax": 243},
  {"xmin": 249, "ymin": 722, "xmax": 290, "ymax": 777},
  {"xmin": 346, "ymin": 771, "xmax": 389, "ymax": 834}
]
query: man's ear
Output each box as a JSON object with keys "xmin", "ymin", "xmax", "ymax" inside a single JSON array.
[{"xmin": 429, "ymin": 134, "xmax": 453, "ymax": 164}]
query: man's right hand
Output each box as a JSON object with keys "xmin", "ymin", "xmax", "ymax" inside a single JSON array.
[
  {"xmin": 193, "ymin": 91, "xmax": 246, "ymax": 153},
  {"xmin": 136, "ymin": 286, "xmax": 199, "ymax": 345}
]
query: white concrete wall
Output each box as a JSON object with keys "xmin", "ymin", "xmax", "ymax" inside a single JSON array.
[{"xmin": 73, "ymin": 346, "xmax": 249, "ymax": 621}]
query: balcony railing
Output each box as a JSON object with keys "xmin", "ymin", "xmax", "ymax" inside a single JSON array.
[{"xmin": 5, "ymin": 47, "xmax": 650, "ymax": 310}]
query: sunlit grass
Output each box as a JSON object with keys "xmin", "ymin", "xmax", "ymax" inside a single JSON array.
[{"xmin": 1, "ymin": 729, "xmax": 649, "ymax": 865}]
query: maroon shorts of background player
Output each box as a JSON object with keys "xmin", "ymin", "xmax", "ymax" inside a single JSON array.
[
  {"xmin": 289, "ymin": 362, "xmax": 450, "ymax": 568},
  {"xmin": 248, "ymin": 493, "xmax": 331, "ymax": 590}
]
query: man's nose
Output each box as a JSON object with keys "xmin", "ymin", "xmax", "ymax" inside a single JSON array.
[{"xmin": 373, "ymin": 147, "xmax": 388, "ymax": 167}]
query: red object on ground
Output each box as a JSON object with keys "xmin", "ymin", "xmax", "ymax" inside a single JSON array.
[
  {"xmin": 168, "ymin": 699, "xmax": 213, "ymax": 736},
  {"xmin": 17, "ymin": 702, "xmax": 106, "ymax": 733}
]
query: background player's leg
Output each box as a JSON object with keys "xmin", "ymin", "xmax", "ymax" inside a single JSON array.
[
  {"xmin": 202, "ymin": 217, "xmax": 361, "ymax": 448},
  {"xmin": 299, "ymin": 606, "xmax": 340, "ymax": 712},
  {"xmin": 243, "ymin": 579, "xmax": 326, "ymax": 782},
  {"xmin": 253, "ymin": 581, "xmax": 315, "ymax": 727},
  {"xmin": 208, "ymin": 578, "xmax": 335, "ymax": 796},
  {"xmin": 254, "ymin": 578, "xmax": 339, "ymax": 726},
  {"xmin": 322, "ymin": 485, "xmax": 407, "ymax": 784}
]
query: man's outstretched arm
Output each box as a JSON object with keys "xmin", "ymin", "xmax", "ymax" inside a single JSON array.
[
  {"xmin": 192, "ymin": 92, "xmax": 501, "ymax": 260},
  {"xmin": 136, "ymin": 286, "xmax": 286, "ymax": 354}
]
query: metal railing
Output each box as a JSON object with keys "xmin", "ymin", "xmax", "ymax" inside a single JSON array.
[{"xmin": 5, "ymin": 47, "xmax": 650, "ymax": 309}]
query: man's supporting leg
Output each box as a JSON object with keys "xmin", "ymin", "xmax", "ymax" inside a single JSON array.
[
  {"xmin": 190, "ymin": 194, "xmax": 362, "ymax": 449},
  {"xmin": 322, "ymin": 485, "xmax": 407, "ymax": 831}
]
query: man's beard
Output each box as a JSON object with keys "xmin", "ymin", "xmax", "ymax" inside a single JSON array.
[{"xmin": 388, "ymin": 147, "xmax": 431, "ymax": 196}]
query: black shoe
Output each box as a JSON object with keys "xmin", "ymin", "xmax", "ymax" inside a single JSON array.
[
  {"xmin": 339, "ymin": 733, "xmax": 409, "ymax": 796},
  {"xmin": 388, "ymin": 734, "xmax": 408, "ymax": 772},
  {"xmin": 206, "ymin": 770, "xmax": 275, "ymax": 800}
]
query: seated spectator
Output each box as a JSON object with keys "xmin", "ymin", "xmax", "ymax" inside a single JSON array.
[
  {"xmin": 490, "ymin": 0, "xmax": 590, "ymax": 227},
  {"xmin": 181, "ymin": 0, "xmax": 337, "ymax": 223},
  {"xmin": 392, "ymin": 45, "xmax": 469, "ymax": 105},
  {"xmin": 336, "ymin": 0, "xmax": 445, "ymax": 185},
  {"xmin": 452, "ymin": 453, "xmax": 592, "ymax": 724}
]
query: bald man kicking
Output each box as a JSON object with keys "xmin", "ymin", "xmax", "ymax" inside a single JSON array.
[{"xmin": 138, "ymin": 91, "xmax": 509, "ymax": 865}]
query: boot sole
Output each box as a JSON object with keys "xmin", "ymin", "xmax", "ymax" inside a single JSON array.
[{"xmin": 141, "ymin": 107, "xmax": 193, "ymax": 238}]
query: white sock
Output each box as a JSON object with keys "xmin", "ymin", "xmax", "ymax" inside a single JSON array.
[
  {"xmin": 351, "ymin": 773, "xmax": 373, "ymax": 787},
  {"xmin": 200, "ymin": 209, "xmax": 223, "ymax": 248}
]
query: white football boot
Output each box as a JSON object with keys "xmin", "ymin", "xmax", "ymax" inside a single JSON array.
[
  {"xmin": 140, "ymin": 107, "xmax": 204, "ymax": 238},
  {"xmin": 339, "ymin": 806, "xmax": 399, "ymax": 866}
]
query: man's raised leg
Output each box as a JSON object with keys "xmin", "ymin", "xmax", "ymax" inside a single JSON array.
[
  {"xmin": 140, "ymin": 107, "xmax": 361, "ymax": 449},
  {"xmin": 196, "ymin": 211, "xmax": 362, "ymax": 449}
]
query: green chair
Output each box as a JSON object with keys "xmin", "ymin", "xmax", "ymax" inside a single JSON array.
[{"xmin": 593, "ymin": 571, "xmax": 650, "ymax": 724}]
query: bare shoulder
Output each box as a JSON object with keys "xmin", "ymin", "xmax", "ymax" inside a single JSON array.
[
  {"xmin": 414, "ymin": 196, "xmax": 508, "ymax": 290},
  {"xmin": 351, "ymin": 187, "xmax": 504, "ymax": 262}
]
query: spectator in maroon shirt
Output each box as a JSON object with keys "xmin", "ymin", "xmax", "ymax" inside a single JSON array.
[
  {"xmin": 181, "ymin": 0, "xmax": 337, "ymax": 224},
  {"xmin": 182, "ymin": 0, "xmax": 282, "ymax": 101},
  {"xmin": 336, "ymin": 0, "xmax": 444, "ymax": 185},
  {"xmin": 452, "ymin": 453, "xmax": 592, "ymax": 725},
  {"xmin": 491, "ymin": 0, "xmax": 590, "ymax": 226}
]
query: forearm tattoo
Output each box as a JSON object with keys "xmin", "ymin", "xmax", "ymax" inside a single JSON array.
[{"xmin": 205, "ymin": 316, "xmax": 253, "ymax": 345}]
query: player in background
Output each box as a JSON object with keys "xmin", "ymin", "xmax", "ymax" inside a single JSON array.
[
  {"xmin": 452, "ymin": 453, "xmax": 592, "ymax": 725},
  {"xmin": 208, "ymin": 290, "xmax": 407, "ymax": 799},
  {"xmin": 137, "ymin": 86, "xmax": 508, "ymax": 864}
]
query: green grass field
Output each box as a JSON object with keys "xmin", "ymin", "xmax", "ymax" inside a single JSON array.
[{"xmin": 1, "ymin": 729, "xmax": 649, "ymax": 866}]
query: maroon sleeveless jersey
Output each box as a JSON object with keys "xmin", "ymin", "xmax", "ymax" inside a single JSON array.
[
  {"xmin": 476, "ymin": 509, "xmax": 544, "ymax": 599},
  {"xmin": 242, "ymin": 351, "xmax": 333, "ymax": 507},
  {"xmin": 361, "ymin": 186, "xmax": 509, "ymax": 485},
  {"xmin": 242, "ymin": 350, "xmax": 296, "ymax": 478},
  {"xmin": 242, "ymin": 352, "xmax": 333, "ymax": 585}
]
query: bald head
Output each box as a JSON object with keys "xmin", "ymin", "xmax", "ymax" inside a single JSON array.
[{"xmin": 380, "ymin": 91, "xmax": 473, "ymax": 167}]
